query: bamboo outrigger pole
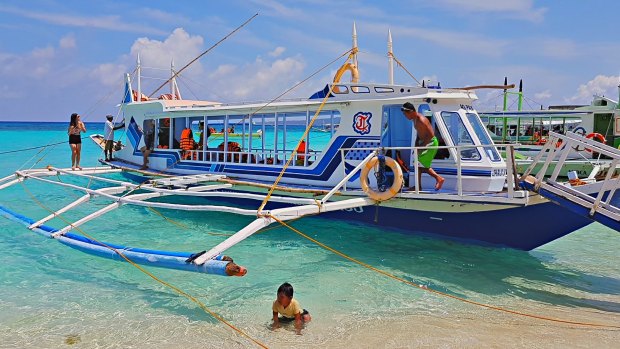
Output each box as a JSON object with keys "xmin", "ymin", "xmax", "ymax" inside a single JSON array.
[{"xmin": 148, "ymin": 13, "xmax": 259, "ymax": 98}]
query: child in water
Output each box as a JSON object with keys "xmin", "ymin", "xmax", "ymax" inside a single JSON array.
[{"xmin": 272, "ymin": 282, "xmax": 311, "ymax": 334}]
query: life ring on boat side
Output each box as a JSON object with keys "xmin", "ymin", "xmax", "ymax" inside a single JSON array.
[
  {"xmin": 584, "ymin": 132, "xmax": 606, "ymax": 153},
  {"xmin": 360, "ymin": 156, "xmax": 403, "ymax": 202}
]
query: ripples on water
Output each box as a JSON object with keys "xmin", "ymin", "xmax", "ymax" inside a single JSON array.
[{"xmin": 0, "ymin": 122, "xmax": 619, "ymax": 348}]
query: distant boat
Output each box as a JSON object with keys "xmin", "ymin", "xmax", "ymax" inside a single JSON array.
[{"xmin": 208, "ymin": 130, "xmax": 262, "ymax": 139}]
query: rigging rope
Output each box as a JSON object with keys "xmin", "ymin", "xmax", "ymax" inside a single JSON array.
[
  {"xmin": 388, "ymin": 52, "xmax": 421, "ymax": 85},
  {"xmin": 18, "ymin": 181, "xmax": 269, "ymax": 349},
  {"xmin": 268, "ymin": 214, "xmax": 620, "ymax": 330},
  {"xmin": 256, "ymin": 51, "xmax": 355, "ymax": 213}
]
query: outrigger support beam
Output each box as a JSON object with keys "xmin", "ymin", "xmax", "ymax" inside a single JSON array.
[
  {"xmin": 29, "ymin": 186, "xmax": 128, "ymax": 229},
  {"xmin": 193, "ymin": 197, "xmax": 375, "ymax": 264},
  {"xmin": 52, "ymin": 192, "xmax": 162, "ymax": 237}
]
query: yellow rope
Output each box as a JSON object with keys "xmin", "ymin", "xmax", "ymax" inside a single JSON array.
[
  {"xmin": 267, "ymin": 214, "xmax": 620, "ymax": 330},
  {"xmin": 257, "ymin": 52, "xmax": 356, "ymax": 213},
  {"xmin": 19, "ymin": 181, "xmax": 269, "ymax": 348}
]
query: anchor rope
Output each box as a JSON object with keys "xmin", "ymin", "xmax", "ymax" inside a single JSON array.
[
  {"xmin": 268, "ymin": 214, "xmax": 620, "ymax": 330},
  {"xmin": 18, "ymin": 181, "xmax": 269, "ymax": 349}
]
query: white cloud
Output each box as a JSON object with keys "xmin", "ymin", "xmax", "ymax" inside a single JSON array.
[
  {"xmin": 59, "ymin": 35, "xmax": 76, "ymax": 49},
  {"xmin": 429, "ymin": 0, "xmax": 547, "ymax": 22},
  {"xmin": 568, "ymin": 75, "xmax": 620, "ymax": 104},
  {"xmin": 129, "ymin": 28, "xmax": 205, "ymax": 92},
  {"xmin": 269, "ymin": 46, "xmax": 286, "ymax": 57},
  {"xmin": 535, "ymin": 90, "xmax": 552, "ymax": 100},
  {"xmin": 0, "ymin": 5, "xmax": 166, "ymax": 35},
  {"xmin": 202, "ymin": 55, "xmax": 306, "ymax": 101},
  {"xmin": 399, "ymin": 26, "xmax": 508, "ymax": 57}
]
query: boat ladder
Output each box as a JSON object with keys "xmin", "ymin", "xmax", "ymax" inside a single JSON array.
[{"xmin": 520, "ymin": 131, "xmax": 620, "ymax": 231}]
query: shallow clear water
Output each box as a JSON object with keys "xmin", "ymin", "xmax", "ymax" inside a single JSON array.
[{"xmin": 0, "ymin": 122, "xmax": 619, "ymax": 348}]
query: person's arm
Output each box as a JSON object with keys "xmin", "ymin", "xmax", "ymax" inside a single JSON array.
[
  {"xmin": 294, "ymin": 312, "xmax": 302, "ymax": 335},
  {"xmin": 80, "ymin": 122, "xmax": 86, "ymax": 132},
  {"xmin": 272, "ymin": 311, "xmax": 280, "ymax": 329},
  {"xmin": 68, "ymin": 126, "xmax": 73, "ymax": 135}
]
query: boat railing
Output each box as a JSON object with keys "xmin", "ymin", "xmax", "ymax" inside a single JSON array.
[
  {"xmin": 338, "ymin": 143, "xmax": 523, "ymax": 199},
  {"xmin": 176, "ymin": 148, "xmax": 320, "ymax": 166},
  {"xmin": 520, "ymin": 131, "xmax": 620, "ymax": 230}
]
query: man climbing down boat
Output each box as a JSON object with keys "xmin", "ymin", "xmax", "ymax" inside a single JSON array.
[
  {"xmin": 401, "ymin": 102, "xmax": 444, "ymax": 190},
  {"xmin": 139, "ymin": 119, "xmax": 155, "ymax": 170},
  {"xmin": 103, "ymin": 115, "xmax": 125, "ymax": 161}
]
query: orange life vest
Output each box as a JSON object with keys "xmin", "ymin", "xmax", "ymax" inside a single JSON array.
[
  {"xmin": 180, "ymin": 128, "xmax": 195, "ymax": 150},
  {"xmin": 296, "ymin": 140, "xmax": 307, "ymax": 160}
]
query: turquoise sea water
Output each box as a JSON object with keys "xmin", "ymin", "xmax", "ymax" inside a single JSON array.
[{"xmin": 0, "ymin": 122, "xmax": 619, "ymax": 348}]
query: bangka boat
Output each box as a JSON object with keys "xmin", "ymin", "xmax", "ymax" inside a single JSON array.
[
  {"xmin": 2, "ymin": 26, "xmax": 614, "ymax": 277},
  {"xmin": 479, "ymin": 79, "xmax": 620, "ymax": 177}
]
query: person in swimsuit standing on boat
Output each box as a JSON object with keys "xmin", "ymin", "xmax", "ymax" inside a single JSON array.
[
  {"xmin": 68, "ymin": 113, "xmax": 86, "ymax": 170},
  {"xmin": 401, "ymin": 102, "xmax": 444, "ymax": 190}
]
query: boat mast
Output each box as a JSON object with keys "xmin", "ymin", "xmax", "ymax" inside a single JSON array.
[
  {"xmin": 170, "ymin": 59, "xmax": 182, "ymax": 100},
  {"xmin": 388, "ymin": 29, "xmax": 394, "ymax": 85},
  {"xmin": 352, "ymin": 22, "xmax": 358, "ymax": 74},
  {"xmin": 518, "ymin": 79, "xmax": 523, "ymax": 111},
  {"xmin": 137, "ymin": 54, "xmax": 141, "ymax": 102}
]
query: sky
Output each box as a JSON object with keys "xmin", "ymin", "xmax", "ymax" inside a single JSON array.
[{"xmin": 0, "ymin": 0, "xmax": 619, "ymax": 122}]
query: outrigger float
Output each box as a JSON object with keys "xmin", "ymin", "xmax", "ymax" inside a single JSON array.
[{"xmin": 1, "ymin": 25, "xmax": 618, "ymax": 276}]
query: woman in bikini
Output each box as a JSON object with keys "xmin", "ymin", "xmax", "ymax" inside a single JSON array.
[{"xmin": 68, "ymin": 113, "xmax": 86, "ymax": 170}]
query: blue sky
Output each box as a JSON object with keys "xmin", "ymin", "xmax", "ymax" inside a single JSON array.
[{"xmin": 0, "ymin": 0, "xmax": 619, "ymax": 122}]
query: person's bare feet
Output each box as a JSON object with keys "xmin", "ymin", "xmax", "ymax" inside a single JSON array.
[{"xmin": 435, "ymin": 177, "xmax": 445, "ymax": 191}]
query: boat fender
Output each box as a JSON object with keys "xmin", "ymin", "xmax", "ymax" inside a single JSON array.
[
  {"xmin": 360, "ymin": 156, "xmax": 403, "ymax": 202},
  {"xmin": 585, "ymin": 133, "xmax": 606, "ymax": 152}
]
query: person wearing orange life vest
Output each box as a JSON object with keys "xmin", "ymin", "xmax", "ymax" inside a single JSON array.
[
  {"xmin": 296, "ymin": 140, "xmax": 307, "ymax": 165},
  {"xmin": 180, "ymin": 128, "xmax": 196, "ymax": 160}
]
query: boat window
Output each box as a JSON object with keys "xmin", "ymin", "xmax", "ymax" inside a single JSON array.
[
  {"xmin": 157, "ymin": 118, "xmax": 170, "ymax": 149},
  {"xmin": 441, "ymin": 111, "xmax": 481, "ymax": 161},
  {"xmin": 418, "ymin": 104, "xmax": 432, "ymax": 117},
  {"xmin": 466, "ymin": 113, "xmax": 501, "ymax": 162},
  {"xmin": 374, "ymin": 87, "xmax": 394, "ymax": 93},
  {"xmin": 332, "ymin": 85, "xmax": 349, "ymax": 94},
  {"xmin": 351, "ymin": 85, "xmax": 370, "ymax": 93}
]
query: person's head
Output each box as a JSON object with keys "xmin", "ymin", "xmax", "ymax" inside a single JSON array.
[
  {"xmin": 277, "ymin": 282, "xmax": 294, "ymax": 307},
  {"xmin": 70, "ymin": 113, "xmax": 80, "ymax": 126},
  {"xmin": 401, "ymin": 102, "xmax": 417, "ymax": 120},
  {"xmin": 106, "ymin": 115, "xmax": 114, "ymax": 121}
]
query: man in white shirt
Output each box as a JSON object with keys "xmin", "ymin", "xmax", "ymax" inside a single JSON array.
[{"xmin": 104, "ymin": 115, "xmax": 125, "ymax": 161}]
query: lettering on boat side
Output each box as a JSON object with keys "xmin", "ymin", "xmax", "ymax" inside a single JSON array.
[
  {"xmin": 352, "ymin": 112, "xmax": 372, "ymax": 135},
  {"xmin": 342, "ymin": 206, "xmax": 364, "ymax": 213},
  {"xmin": 459, "ymin": 104, "xmax": 474, "ymax": 111},
  {"xmin": 492, "ymin": 169, "xmax": 507, "ymax": 176}
]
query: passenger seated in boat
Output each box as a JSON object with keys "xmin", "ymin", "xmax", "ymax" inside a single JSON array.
[
  {"xmin": 196, "ymin": 121, "xmax": 211, "ymax": 150},
  {"xmin": 217, "ymin": 141, "xmax": 242, "ymax": 162},
  {"xmin": 180, "ymin": 128, "xmax": 197, "ymax": 160},
  {"xmin": 272, "ymin": 282, "xmax": 311, "ymax": 334},
  {"xmin": 295, "ymin": 140, "xmax": 313, "ymax": 166}
]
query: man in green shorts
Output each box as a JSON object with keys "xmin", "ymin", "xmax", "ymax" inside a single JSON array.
[{"xmin": 401, "ymin": 102, "xmax": 444, "ymax": 190}]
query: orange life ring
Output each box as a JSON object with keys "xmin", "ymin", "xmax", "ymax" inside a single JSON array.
[
  {"xmin": 585, "ymin": 133, "xmax": 606, "ymax": 152},
  {"xmin": 360, "ymin": 156, "xmax": 403, "ymax": 202}
]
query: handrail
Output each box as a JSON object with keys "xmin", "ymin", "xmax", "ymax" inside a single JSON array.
[{"xmin": 322, "ymin": 150, "xmax": 377, "ymax": 203}]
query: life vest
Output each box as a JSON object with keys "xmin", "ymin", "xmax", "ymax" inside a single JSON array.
[
  {"xmin": 296, "ymin": 140, "xmax": 307, "ymax": 160},
  {"xmin": 180, "ymin": 128, "xmax": 195, "ymax": 150}
]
